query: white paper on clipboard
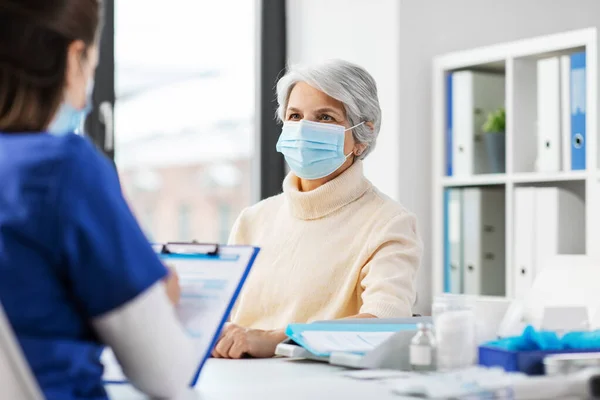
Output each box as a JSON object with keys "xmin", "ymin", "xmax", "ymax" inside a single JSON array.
[{"xmin": 102, "ymin": 244, "xmax": 259, "ymax": 385}]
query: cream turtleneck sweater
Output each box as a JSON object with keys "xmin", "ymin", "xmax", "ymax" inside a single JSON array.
[{"xmin": 228, "ymin": 161, "xmax": 422, "ymax": 330}]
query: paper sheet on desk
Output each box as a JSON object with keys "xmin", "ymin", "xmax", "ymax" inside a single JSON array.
[
  {"xmin": 386, "ymin": 367, "xmax": 526, "ymax": 399},
  {"xmin": 102, "ymin": 245, "xmax": 258, "ymax": 385},
  {"xmin": 342, "ymin": 369, "xmax": 413, "ymax": 380}
]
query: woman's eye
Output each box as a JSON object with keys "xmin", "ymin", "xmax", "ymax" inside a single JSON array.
[
  {"xmin": 319, "ymin": 114, "xmax": 334, "ymax": 122},
  {"xmin": 288, "ymin": 113, "xmax": 301, "ymax": 120}
]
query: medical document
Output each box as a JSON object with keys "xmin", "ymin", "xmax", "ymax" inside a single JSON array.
[
  {"xmin": 102, "ymin": 244, "xmax": 258, "ymax": 384},
  {"xmin": 300, "ymin": 331, "xmax": 395, "ymax": 354}
]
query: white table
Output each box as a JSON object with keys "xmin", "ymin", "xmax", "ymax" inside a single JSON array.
[
  {"xmin": 106, "ymin": 358, "xmax": 403, "ymax": 400},
  {"xmin": 105, "ymin": 358, "xmax": 590, "ymax": 400}
]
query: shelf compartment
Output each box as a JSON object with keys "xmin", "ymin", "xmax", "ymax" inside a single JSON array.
[
  {"xmin": 442, "ymin": 174, "xmax": 506, "ymax": 187},
  {"xmin": 511, "ymin": 171, "xmax": 588, "ymax": 183}
]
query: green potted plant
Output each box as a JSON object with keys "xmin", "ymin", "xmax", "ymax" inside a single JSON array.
[{"xmin": 481, "ymin": 107, "xmax": 506, "ymax": 173}]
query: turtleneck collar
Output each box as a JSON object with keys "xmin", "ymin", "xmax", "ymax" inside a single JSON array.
[{"xmin": 282, "ymin": 161, "xmax": 372, "ymax": 220}]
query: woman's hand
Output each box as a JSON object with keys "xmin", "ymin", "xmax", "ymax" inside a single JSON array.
[
  {"xmin": 211, "ymin": 324, "xmax": 286, "ymax": 359},
  {"xmin": 163, "ymin": 266, "xmax": 181, "ymax": 305}
]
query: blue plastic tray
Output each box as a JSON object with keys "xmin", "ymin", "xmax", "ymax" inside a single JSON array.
[{"xmin": 479, "ymin": 345, "xmax": 600, "ymax": 375}]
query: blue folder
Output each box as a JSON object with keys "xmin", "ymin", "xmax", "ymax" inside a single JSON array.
[
  {"xmin": 285, "ymin": 323, "xmax": 418, "ymax": 357},
  {"xmin": 570, "ymin": 51, "xmax": 586, "ymax": 171}
]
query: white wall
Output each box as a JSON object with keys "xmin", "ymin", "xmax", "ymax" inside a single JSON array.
[
  {"xmin": 286, "ymin": 0, "xmax": 402, "ymax": 201},
  {"xmin": 286, "ymin": 0, "xmax": 434, "ymax": 313}
]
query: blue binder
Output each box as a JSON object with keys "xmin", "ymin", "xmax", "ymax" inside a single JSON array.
[
  {"xmin": 446, "ymin": 73, "xmax": 453, "ymax": 176},
  {"xmin": 570, "ymin": 52, "xmax": 586, "ymax": 170}
]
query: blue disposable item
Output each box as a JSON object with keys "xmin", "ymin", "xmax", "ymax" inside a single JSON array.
[
  {"xmin": 48, "ymin": 79, "xmax": 94, "ymax": 136},
  {"xmin": 479, "ymin": 326, "xmax": 600, "ymax": 374},
  {"xmin": 562, "ymin": 330, "xmax": 600, "ymax": 349},
  {"xmin": 522, "ymin": 325, "xmax": 562, "ymax": 351},
  {"xmin": 485, "ymin": 326, "xmax": 561, "ymax": 352},
  {"xmin": 276, "ymin": 120, "xmax": 364, "ymax": 180}
]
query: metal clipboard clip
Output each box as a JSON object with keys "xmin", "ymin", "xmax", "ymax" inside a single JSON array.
[{"xmin": 153, "ymin": 241, "xmax": 220, "ymax": 256}]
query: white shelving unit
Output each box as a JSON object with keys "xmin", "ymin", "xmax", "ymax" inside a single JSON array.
[{"xmin": 432, "ymin": 28, "xmax": 598, "ymax": 300}]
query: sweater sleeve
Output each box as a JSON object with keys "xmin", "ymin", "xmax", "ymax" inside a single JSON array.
[
  {"xmin": 227, "ymin": 208, "xmax": 248, "ymax": 245},
  {"xmin": 358, "ymin": 212, "xmax": 423, "ymax": 318}
]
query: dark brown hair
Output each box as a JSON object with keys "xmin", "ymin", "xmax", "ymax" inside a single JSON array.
[{"xmin": 0, "ymin": 0, "xmax": 101, "ymax": 133}]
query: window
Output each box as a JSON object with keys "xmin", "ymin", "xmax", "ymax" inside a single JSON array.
[
  {"xmin": 177, "ymin": 204, "xmax": 192, "ymax": 242},
  {"xmin": 141, "ymin": 207, "xmax": 155, "ymax": 243},
  {"xmin": 218, "ymin": 203, "xmax": 232, "ymax": 244},
  {"xmin": 113, "ymin": 0, "xmax": 256, "ymax": 243}
]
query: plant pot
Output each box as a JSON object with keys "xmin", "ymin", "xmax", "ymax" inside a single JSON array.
[{"xmin": 483, "ymin": 131, "xmax": 506, "ymax": 173}]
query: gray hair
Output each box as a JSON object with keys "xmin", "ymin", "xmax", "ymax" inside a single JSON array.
[{"xmin": 275, "ymin": 59, "xmax": 382, "ymax": 160}]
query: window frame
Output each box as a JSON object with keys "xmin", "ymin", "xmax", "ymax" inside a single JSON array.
[{"xmin": 86, "ymin": 0, "xmax": 115, "ymax": 161}]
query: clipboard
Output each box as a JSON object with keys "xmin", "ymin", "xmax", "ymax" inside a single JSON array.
[{"xmin": 102, "ymin": 242, "xmax": 259, "ymax": 386}]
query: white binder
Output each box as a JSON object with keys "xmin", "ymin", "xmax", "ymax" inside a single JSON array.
[
  {"xmin": 560, "ymin": 55, "xmax": 572, "ymax": 171},
  {"xmin": 536, "ymin": 57, "xmax": 561, "ymax": 172},
  {"xmin": 448, "ymin": 189, "xmax": 463, "ymax": 294},
  {"xmin": 513, "ymin": 187, "xmax": 536, "ymax": 300},
  {"xmin": 452, "ymin": 71, "xmax": 505, "ymax": 176},
  {"xmin": 462, "ymin": 188, "xmax": 506, "ymax": 296}
]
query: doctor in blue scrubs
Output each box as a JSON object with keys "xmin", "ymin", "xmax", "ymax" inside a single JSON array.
[{"xmin": 0, "ymin": 1, "xmax": 198, "ymax": 399}]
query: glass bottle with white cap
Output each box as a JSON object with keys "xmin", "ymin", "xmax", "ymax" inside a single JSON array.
[{"xmin": 410, "ymin": 323, "xmax": 437, "ymax": 372}]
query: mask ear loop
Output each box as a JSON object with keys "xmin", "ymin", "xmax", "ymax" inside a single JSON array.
[
  {"xmin": 344, "ymin": 121, "xmax": 366, "ymax": 132},
  {"xmin": 344, "ymin": 121, "xmax": 367, "ymax": 158}
]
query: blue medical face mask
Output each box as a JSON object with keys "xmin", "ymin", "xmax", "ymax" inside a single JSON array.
[
  {"xmin": 48, "ymin": 79, "xmax": 94, "ymax": 136},
  {"xmin": 276, "ymin": 119, "xmax": 365, "ymax": 180}
]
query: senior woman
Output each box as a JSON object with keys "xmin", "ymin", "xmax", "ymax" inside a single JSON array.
[{"xmin": 212, "ymin": 59, "xmax": 423, "ymax": 359}]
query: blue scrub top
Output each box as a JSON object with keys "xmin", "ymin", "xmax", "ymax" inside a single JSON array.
[{"xmin": 0, "ymin": 132, "xmax": 168, "ymax": 400}]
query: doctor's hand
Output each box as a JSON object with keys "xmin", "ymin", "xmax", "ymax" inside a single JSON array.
[
  {"xmin": 211, "ymin": 324, "xmax": 286, "ymax": 359},
  {"xmin": 163, "ymin": 266, "xmax": 181, "ymax": 305}
]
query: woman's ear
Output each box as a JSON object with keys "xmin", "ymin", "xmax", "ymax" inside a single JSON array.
[
  {"xmin": 365, "ymin": 121, "xmax": 375, "ymax": 131},
  {"xmin": 64, "ymin": 40, "xmax": 88, "ymax": 108},
  {"xmin": 65, "ymin": 40, "xmax": 87, "ymax": 87},
  {"xmin": 355, "ymin": 143, "xmax": 368, "ymax": 156}
]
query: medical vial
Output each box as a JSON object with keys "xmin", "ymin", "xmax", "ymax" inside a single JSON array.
[{"xmin": 410, "ymin": 323, "xmax": 437, "ymax": 372}]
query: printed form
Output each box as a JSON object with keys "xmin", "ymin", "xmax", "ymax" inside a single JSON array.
[{"xmin": 102, "ymin": 245, "xmax": 256, "ymax": 383}]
